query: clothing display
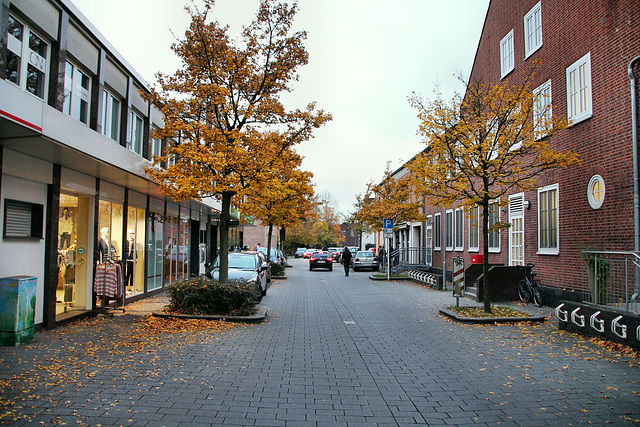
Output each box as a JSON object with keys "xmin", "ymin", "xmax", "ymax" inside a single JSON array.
[{"xmin": 94, "ymin": 262, "xmax": 123, "ymax": 298}]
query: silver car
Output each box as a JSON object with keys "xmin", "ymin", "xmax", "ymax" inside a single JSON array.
[{"xmin": 352, "ymin": 251, "xmax": 379, "ymax": 272}]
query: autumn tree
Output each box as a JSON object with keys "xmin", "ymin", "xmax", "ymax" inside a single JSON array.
[
  {"xmin": 145, "ymin": 0, "xmax": 330, "ymax": 283},
  {"xmin": 314, "ymin": 191, "xmax": 343, "ymax": 247},
  {"xmin": 240, "ymin": 142, "xmax": 316, "ymax": 261},
  {"xmin": 407, "ymin": 75, "xmax": 578, "ymax": 313},
  {"xmin": 353, "ymin": 168, "xmax": 425, "ymax": 232}
]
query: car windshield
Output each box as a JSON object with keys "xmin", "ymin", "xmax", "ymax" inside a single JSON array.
[
  {"xmin": 215, "ymin": 254, "xmax": 256, "ymax": 270},
  {"xmin": 357, "ymin": 251, "xmax": 374, "ymax": 257}
]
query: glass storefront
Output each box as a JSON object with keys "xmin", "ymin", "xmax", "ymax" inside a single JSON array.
[
  {"xmin": 97, "ymin": 200, "xmax": 123, "ymax": 263},
  {"xmin": 56, "ymin": 193, "xmax": 90, "ymax": 319},
  {"xmin": 163, "ymin": 205, "xmax": 190, "ymax": 284},
  {"xmin": 146, "ymin": 210, "xmax": 164, "ymax": 291},
  {"xmin": 125, "ymin": 206, "xmax": 145, "ymax": 296}
]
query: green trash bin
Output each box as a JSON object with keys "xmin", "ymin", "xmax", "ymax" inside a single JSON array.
[{"xmin": 0, "ymin": 276, "xmax": 37, "ymax": 346}]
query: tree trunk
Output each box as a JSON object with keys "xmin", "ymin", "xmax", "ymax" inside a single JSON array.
[
  {"xmin": 267, "ymin": 222, "xmax": 274, "ymax": 261},
  {"xmin": 218, "ymin": 191, "xmax": 234, "ymax": 284},
  {"xmin": 481, "ymin": 200, "xmax": 492, "ymax": 313}
]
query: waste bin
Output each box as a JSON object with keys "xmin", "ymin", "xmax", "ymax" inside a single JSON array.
[{"xmin": 0, "ymin": 276, "xmax": 37, "ymax": 345}]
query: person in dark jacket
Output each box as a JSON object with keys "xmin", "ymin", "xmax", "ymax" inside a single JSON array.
[{"xmin": 341, "ymin": 247, "xmax": 353, "ymax": 276}]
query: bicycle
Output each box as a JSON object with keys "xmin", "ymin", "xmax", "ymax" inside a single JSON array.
[{"xmin": 518, "ymin": 263, "xmax": 543, "ymax": 307}]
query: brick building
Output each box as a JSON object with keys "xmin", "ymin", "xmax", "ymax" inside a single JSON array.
[{"xmin": 384, "ymin": 0, "xmax": 640, "ymax": 306}]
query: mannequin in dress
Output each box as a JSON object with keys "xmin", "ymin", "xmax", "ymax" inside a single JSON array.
[
  {"xmin": 98, "ymin": 227, "xmax": 110, "ymax": 262},
  {"xmin": 125, "ymin": 229, "xmax": 136, "ymax": 291}
]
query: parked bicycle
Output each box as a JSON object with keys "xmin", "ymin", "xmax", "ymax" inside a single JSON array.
[{"xmin": 518, "ymin": 263, "xmax": 542, "ymax": 307}]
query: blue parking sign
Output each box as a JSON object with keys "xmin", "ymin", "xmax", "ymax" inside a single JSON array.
[{"xmin": 383, "ymin": 218, "xmax": 393, "ymax": 230}]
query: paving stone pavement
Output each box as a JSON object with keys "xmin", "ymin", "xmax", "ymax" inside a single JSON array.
[{"xmin": 1, "ymin": 258, "xmax": 639, "ymax": 426}]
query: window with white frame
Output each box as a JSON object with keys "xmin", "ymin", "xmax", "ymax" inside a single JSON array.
[
  {"xmin": 538, "ymin": 183, "xmax": 559, "ymax": 254},
  {"xmin": 151, "ymin": 132, "xmax": 162, "ymax": 158},
  {"xmin": 524, "ymin": 1, "xmax": 542, "ymax": 58},
  {"xmin": 101, "ymin": 89, "xmax": 120, "ymax": 141},
  {"xmin": 500, "ymin": 29, "xmax": 515, "ymax": 79},
  {"xmin": 468, "ymin": 205, "xmax": 479, "ymax": 251},
  {"xmin": 129, "ymin": 111, "xmax": 144, "ymax": 155},
  {"xmin": 566, "ymin": 52, "xmax": 592, "ymax": 125},
  {"xmin": 533, "ymin": 80, "xmax": 552, "ymax": 138},
  {"xmin": 4, "ymin": 15, "xmax": 49, "ymax": 99},
  {"xmin": 488, "ymin": 201, "xmax": 501, "ymax": 252},
  {"xmin": 433, "ymin": 212, "xmax": 441, "ymax": 250},
  {"xmin": 63, "ymin": 61, "xmax": 91, "ymax": 124},
  {"xmin": 587, "ymin": 175, "xmax": 605, "ymax": 210},
  {"xmin": 445, "ymin": 209, "xmax": 453, "ymax": 251},
  {"xmin": 454, "ymin": 208, "xmax": 464, "ymax": 251}
]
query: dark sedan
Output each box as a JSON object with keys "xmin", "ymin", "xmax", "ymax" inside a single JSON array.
[
  {"xmin": 206, "ymin": 251, "xmax": 271, "ymax": 301},
  {"xmin": 309, "ymin": 251, "xmax": 333, "ymax": 271}
]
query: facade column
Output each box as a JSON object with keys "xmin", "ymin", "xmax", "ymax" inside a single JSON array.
[{"xmin": 43, "ymin": 165, "xmax": 61, "ymax": 329}]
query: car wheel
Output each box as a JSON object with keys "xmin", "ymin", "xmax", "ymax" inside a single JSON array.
[
  {"xmin": 309, "ymin": 266, "xmax": 313, "ymax": 271},
  {"xmin": 329, "ymin": 266, "xmax": 333, "ymax": 271}
]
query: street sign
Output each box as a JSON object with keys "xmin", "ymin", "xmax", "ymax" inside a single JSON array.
[
  {"xmin": 384, "ymin": 231, "xmax": 393, "ymax": 238},
  {"xmin": 383, "ymin": 218, "xmax": 393, "ymax": 231}
]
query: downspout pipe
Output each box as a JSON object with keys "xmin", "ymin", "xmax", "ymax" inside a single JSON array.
[{"xmin": 629, "ymin": 55, "xmax": 640, "ymax": 299}]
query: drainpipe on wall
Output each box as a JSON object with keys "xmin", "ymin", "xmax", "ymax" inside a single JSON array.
[{"xmin": 629, "ymin": 55, "xmax": 640, "ymax": 299}]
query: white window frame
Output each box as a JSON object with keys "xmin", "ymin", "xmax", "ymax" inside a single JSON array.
[
  {"xmin": 468, "ymin": 205, "xmax": 479, "ymax": 252},
  {"xmin": 566, "ymin": 52, "xmax": 592, "ymax": 125},
  {"xmin": 500, "ymin": 29, "xmax": 515, "ymax": 79},
  {"xmin": 587, "ymin": 175, "xmax": 605, "ymax": 210},
  {"xmin": 433, "ymin": 212, "xmax": 441, "ymax": 251},
  {"xmin": 454, "ymin": 207, "xmax": 464, "ymax": 251},
  {"xmin": 151, "ymin": 132, "xmax": 162, "ymax": 158},
  {"xmin": 128, "ymin": 110, "xmax": 144, "ymax": 156},
  {"xmin": 63, "ymin": 61, "xmax": 91, "ymax": 125},
  {"xmin": 488, "ymin": 200, "xmax": 501, "ymax": 253},
  {"xmin": 101, "ymin": 89, "xmax": 121, "ymax": 141},
  {"xmin": 538, "ymin": 183, "xmax": 559, "ymax": 255},
  {"xmin": 533, "ymin": 79, "xmax": 552, "ymax": 138},
  {"xmin": 524, "ymin": 1, "xmax": 543, "ymax": 58},
  {"xmin": 4, "ymin": 14, "xmax": 49, "ymax": 100},
  {"xmin": 445, "ymin": 209, "xmax": 453, "ymax": 251}
]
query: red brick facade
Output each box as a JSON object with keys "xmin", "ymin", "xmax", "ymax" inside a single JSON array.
[{"xmin": 422, "ymin": 0, "xmax": 640, "ymax": 297}]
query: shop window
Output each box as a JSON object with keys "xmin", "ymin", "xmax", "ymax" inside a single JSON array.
[
  {"xmin": 4, "ymin": 15, "xmax": 49, "ymax": 99},
  {"xmin": 3, "ymin": 199, "xmax": 43, "ymax": 239}
]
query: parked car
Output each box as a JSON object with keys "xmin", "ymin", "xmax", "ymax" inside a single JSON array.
[
  {"xmin": 206, "ymin": 251, "xmax": 271, "ymax": 301},
  {"xmin": 303, "ymin": 249, "xmax": 317, "ymax": 259},
  {"xmin": 295, "ymin": 247, "xmax": 306, "ymax": 258},
  {"xmin": 257, "ymin": 247, "xmax": 285, "ymax": 266},
  {"xmin": 352, "ymin": 251, "xmax": 379, "ymax": 272},
  {"xmin": 328, "ymin": 247, "xmax": 340, "ymax": 262},
  {"xmin": 309, "ymin": 251, "xmax": 333, "ymax": 271}
]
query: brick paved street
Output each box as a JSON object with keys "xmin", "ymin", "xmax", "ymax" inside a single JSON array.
[{"xmin": 1, "ymin": 258, "xmax": 639, "ymax": 426}]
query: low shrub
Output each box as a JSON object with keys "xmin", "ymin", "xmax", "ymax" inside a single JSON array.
[
  {"xmin": 167, "ymin": 277, "xmax": 260, "ymax": 316},
  {"xmin": 270, "ymin": 261, "xmax": 286, "ymax": 277}
]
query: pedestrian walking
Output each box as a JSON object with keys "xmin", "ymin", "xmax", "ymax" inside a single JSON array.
[
  {"xmin": 378, "ymin": 245, "xmax": 386, "ymax": 271},
  {"xmin": 341, "ymin": 247, "xmax": 352, "ymax": 276}
]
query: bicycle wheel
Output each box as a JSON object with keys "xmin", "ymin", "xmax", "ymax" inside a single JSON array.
[
  {"xmin": 532, "ymin": 280, "xmax": 543, "ymax": 307},
  {"xmin": 518, "ymin": 279, "xmax": 530, "ymax": 303}
]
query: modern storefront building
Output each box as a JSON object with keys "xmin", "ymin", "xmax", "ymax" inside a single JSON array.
[{"xmin": 0, "ymin": 0, "xmax": 225, "ymax": 330}]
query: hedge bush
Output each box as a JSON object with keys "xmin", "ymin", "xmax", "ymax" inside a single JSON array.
[
  {"xmin": 270, "ymin": 261, "xmax": 286, "ymax": 277},
  {"xmin": 166, "ymin": 277, "xmax": 260, "ymax": 316}
]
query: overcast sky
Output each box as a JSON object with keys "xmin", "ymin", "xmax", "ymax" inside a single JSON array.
[{"xmin": 71, "ymin": 0, "xmax": 489, "ymax": 216}]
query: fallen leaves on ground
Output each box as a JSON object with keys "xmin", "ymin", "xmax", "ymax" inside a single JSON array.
[
  {"xmin": 449, "ymin": 306, "xmax": 531, "ymax": 318},
  {"xmin": 0, "ymin": 314, "xmax": 241, "ymax": 424}
]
